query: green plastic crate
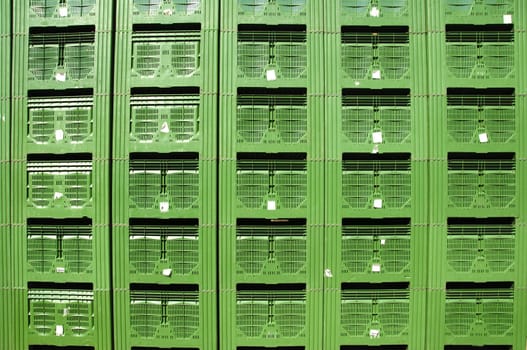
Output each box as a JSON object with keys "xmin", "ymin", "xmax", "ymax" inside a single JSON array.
[
  {"xmin": 28, "ymin": 32, "xmax": 95, "ymax": 82},
  {"xmin": 27, "ymin": 160, "xmax": 93, "ymax": 210},
  {"xmin": 341, "ymin": 287, "xmax": 410, "ymax": 338},
  {"xmin": 445, "ymin": 287, "xmax": 513, "ymax": 337},
  {"xmin": 448, "ymin": 156, "xmax": 515, "ymax": 209},
  {"xmin": 447, "ymin": 219, "xmax": 514, "ymax": 274},
  {"xmin": 133, "ymin": 0, "xmax": 200, "ymax": 16},
  {"xmin": 28, "ymin": 289, "xmax": 94, "ymax": 338},
  {"xmin": 29, "ymin": 0, "xmax": 96, "ymax": 19},
  {"xmin": 130, "ymin": 290, "xmax": 200, "ymax": 340},
  {"xmin": 446, "ymin": 29, "xmax": 514, "ymax": 80},
  {"xmin": 445, "ymin": 0, "xmax": 513, "ymax": 17},
  {"xmin": 28, "ymin": 96, "xmax": 93, "ymax": 146},
  {"xmin": 342, "ymin": 91, "xmax": 411, "ymax": 144},
  {"xmin": 27, "ymin": 221, "xmax": 93, "ymax": 275},
  {"xmin": 236, "ymin": 220, "xmax": 306, "ymax": 277},
  {"xmin": 236, "ymin": 290, "xmax": 306, "ymax": 339},
  {"xmin": 447, "ymin": 92, "xmax": 515, "ymax": 144},
  {"xmin": 342, "ymin": 155, "xmax": 411, "ymax": 209},
  {"xmin": 130, "ymin": 93, "xmax": 200, "ymax": 145},
  {"xmin": 342, "ymin": 29, "xmax": 409, "ymax": 81},
  {"xmin": 129, "ymin": 222, "xmax": 199, "ymax": 277},
  {"xmin": 131, "ymin": 30, "xmax": 200, "ymax": 80},
  {"xmin": 237, "ymin": 156, "xmax": 307, "ymax": 210},
  {"xmin": 342, "ymin": 219, "xmax": 410, "ymax": 275},
  {"xmin": 237, "ymin": 92, "xmax": 307, "ymax": 145},
  {"xmin": 129, "ymin": 156, "xmax": 199, "ymax": 211},
  {"xmin": 238, "ymin": 29, "xmax": 307, "ymax": 80},
  {"xmin": 238, "ymin": 0, "xmax": 307, "ymax": 17},
  {"xmin": 342, "ymin": 0, "xmax": 408, "ymax": 17}
]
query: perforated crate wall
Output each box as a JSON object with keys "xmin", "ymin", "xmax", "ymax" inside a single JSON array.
[
  {"xmin": 27, "ymin": 220, "xmax": 93, "ymax": 276},
  {"xmin": 28, "ymin": 288, "xmax": 94, "ymax": 338},
  {"xmin": 27, "ymin": 159, "xmax": 93, "ymax": 210},
  {"xmin": 446, "ymin": 27, "xmax": 514, "ymax": 80},
  {"xmin": 237, "ymin": 91, "xmax": 307, "ymax": 145},
  {"xmin": 236, "ymin": 289, "xmax": 306, "ymax": 339},
  {"xmin": 445, "ymin": 0, "xmax": 513, "ymax": 17},
  {"xmin": 130, "ymin": 93, "xmax": 200, "ymax": 145},
  {"xmin": 342, "ymin": 27, "xmax": 410, "ymax": 81},
  {"xmin": 342, "ymin": 154, "xmax": 411, "ymax": 209},
  {"xmin": 28, "ymin": 31, "xmax": 95, "ymax": 83},
  {"xmin": 237, "ymin": 155, "xmax": 307, "ymax": 210},
  {"xmin": 238, "ymin": 27, "xmax": 307, "ymax": 80},
  {"xmin": 238, "ymin": 0, "xmax": 307, "ymax": 17},
  {"xmin": 341, "ymin": 285, "xmax": 410, "ymax": 338},
  {"xmin": 129, "ymin": 220, "xmax": 199, "ymax": 278},
  {"xmin": 129, "ymin": 289, "xmax": 200, "ymax": 340},
  {"xmin": 447, "ymin": 219, "xmax": 515, "ymax": 274},
  {"xmin": 342, "ymin": 219, "xmax": 411, "ymax": 276},
  {"xmin": 132, "ymin": 0, "xmax": 201, "ymax": 17},
  {"xmin": 445, "ymin": 286, "xmax": 514, "ymax": 338},
  {"xmin": 448, "ymin": 154, "xmax": 515, "ymax": 209},
  {"xmin": 341, "ymin": 0, "xmax": 409, "ymax": 18},
  {"xmin": 342, "ymin": 90, "xmax": 411, "ymax": 144},
  {"xmin": 447, "ymin": 90, "xmax": 515, "ymax": 144},
  {"xmin": 129, "ymin": 155, "xmax": 199, "ymax": 211},
  {"xmin": 236, "ymin": 219, "xmax": 307, "ymax": 277},
  {"xmin": 29, "ymin": 0, "xmax": 96, "ymax": 19},
  {"xmin": 28, "ymin": 95, "xmax": 93, "ymax": 146},
  {"xmin": 131, "ymin": 29, "xmax": 201, "ymax": 80}
]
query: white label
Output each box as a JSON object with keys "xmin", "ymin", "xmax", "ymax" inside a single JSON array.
[
  {"xmin": 266, "ymin": 70, "xmax": 277, "ymax": 81},
  {"xmin": 56, "ymin": 267, "xmax": 65, "ymax": 273},
  {"xmin": 56, "ymin": 325, "xmax": 64, "ymax": 336},
  {"xmin": 503, "ymin": 14, "xmax": 512, "ymax": 24},
  {"xmin": 56, "ymin": 72, "xmax": 66, "ymax": 81},
  {"xmin": 324, "ymin": 269, "xmax": 333, "ymax": 278},
  {"xmin": 267, "ymin": 200, "xmax": 276, "ymax": 210},
  {"xmin": 162, "ymin": 268, "xmax": 172, "ymax": 277},
  {"xmin": 373, "ymin": 199, "xmax": 383, "ymax": 209},
  {"xmin": 160, "ymin": 122, "xmax": 170, "ymax": 133},
  {"xmin": 380, "ymin": 239, "xmax": 386, "ymax": 245},
  {"xmin": 479, "ymin": 133, "xmax": 489, "ymax": 143},
  {"xmin": 370, "ymin": 329, "xmax": 380, "ymax": 338},
  {"xmin": 372, "ymin": 131, "xmax": 383, "ymax": 144},
  {"xmin": 163, "ymin": 8, "xmax": 173, "ymax": 15},
  {"xmin": 372, "ymin": 263, "xmax": 381, "ymax": 272},
  {"xmin": 160, "ymin": 201, "xmax": 169, "ymax": 212},
  {"xmin": 63, "ymin": 308, "xmax": 69, "ymax": 316},
  {"xmin": 354, "ymin": 81, "xmax": 360, "ymax": 86},
  {"xmin": 370, "ymin": 6, "xmax": 380, "ymax": 17},
  {"xmin": 59, "ymin": 6, "xmax": 68, "ymax": 17},
  {"xmin": 54, "ymin": 192, "xmax": 63, "ymax": 200},
  {"xmin": 372, "ymin": 70, "xmax": 381, "ymax": 80},
  {"xmin": 371, "ymin": 145, "xmax": 379, "ymax": 154},
  {"xmin": 55, "ymin": 129, "xmax": 64, "ymax": 141}
]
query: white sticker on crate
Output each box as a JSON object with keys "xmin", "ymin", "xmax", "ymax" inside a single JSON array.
[
  {"xmin": 503, "ymin": 14, "xmax": 512, "ymax": 24},
  {"xmin": 160, "ymin": 122, "xmax": 170, "ymax": 133},
  {"xmin": 63, "ymin": 308, "xmax": 69, "ymax": 316},
  {"xmin": 59, "ymin": 6, "xmax": 68, "ymax": 17},
  {"xmin": 373, "ymin": 199, "xmax": 383, "ymax": 209},
  {"xmin": 160, "ymin": 201, "xmax": 169, "ymax": 212},
  {"xmin": 380, "ymin": 239, "xmax": 386, "ymax": 245},
  {"xmin": 372, "ymin": 131, "xmax": 383, "ymax": 144},
  {"xmin": 55, "ymin": 129, "xmax": 64, "ymax": 141},
  {"xmin": 55, "ymin": 325, "xmax": 64, "ymax": 336},
  {"xmin": 370, "ymin": 7, "xmax": 380, "ymax": 17},
  {"xmin": 56, "ymin": 267, "xmax": 65, "ymax": 273},
  {"xmin": 266, "ymin": 70, "xmax": 277, "ymax": 81},
  {"xmin": 162, "ymin": 268, "xmax": 172, "ymax": 277},
  {"xmin": 163, "ymin": 8, "xmax": 173, "ymax": 15},
  {"xmin": 372, "ymin": 70, "xmax": 381, "ymax": 80},
  {"xmin": 56, "ymin": 72, "xmax": 66, "ymax": 82},
  {"xmin": 324, "ymin": 269, "xmax": 333, "ymax": 278},
  {"xmin": 371, "ymin": 145, "xmax": 379, "ymax": 154},
  {"xmin": 372, "ymin": 263, "xmax": 381, "ymax": 272},
  {"xmin": 267, "ymin": 200, "xmax": 276, "ymax": 210},
  {"xmin": 54, "ymin": 192, "xmax": 63, "ymax": 200},
  {"xmin": 479, "ymin": 133, "xmax": 489, "ymax": 143},
  {"xmin": 354, "ymin": 81, "xmax": 360, "ymax": 86},
  {"xmin": 370, "ymin": 329, "xmax": 380, "ymax": 338}
]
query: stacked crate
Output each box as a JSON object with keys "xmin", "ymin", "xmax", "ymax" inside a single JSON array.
[
  {"xmin": 219, "ymin": 1, "xmax": 325, "ymax": 349},
  {"xmin": 112, "ymin": 1, "xmax": 218, "ymax": 349},
  {"xmin": 426, "ymin": 1, "xmax": 525, "ymax": 350},
  {"xmin": 324, "ymin": 1, "xmax": 428, "ymax": 349},
  {"xmin": 9, "ymin": 0, "xmax": 113, "ymax": 349}
]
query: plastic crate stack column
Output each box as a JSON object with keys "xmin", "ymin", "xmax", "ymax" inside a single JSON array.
[
  {"xmin": 324, "ymin": 1, "xmax": 428, "ymax": 349},
  {"xmin": 219, "ymin": 0, "xmax": 324, "ymax": 349},
  {"xmin": 10, "ymin": 0, "xmax": 113, "ymax": 349},
  {"xmin": 427, "ymin": 0, "xmax": 524, "ymax": 349},
  {"xmin": 112, "ymin": 0, "xmax": 218, "ymax": 349}
]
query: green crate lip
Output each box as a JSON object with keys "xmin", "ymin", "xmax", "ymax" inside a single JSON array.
[{"xmin": 27, "ymin": 335, "xmax": 96, "ymax": 347}]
